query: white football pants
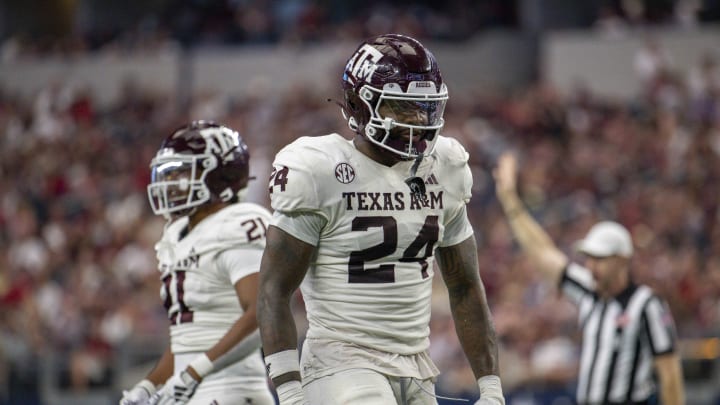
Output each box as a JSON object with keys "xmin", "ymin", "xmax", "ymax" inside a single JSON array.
[
  {"xmin": 186, "ymin": 386, "xmax": 275, "ymax": 405},
  {"xmin": 304, "ymin": 368, "xmax": 438, "ymax": 405}
]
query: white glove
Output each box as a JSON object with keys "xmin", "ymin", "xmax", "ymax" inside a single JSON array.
[
  {"xmin": 154, "ymin": 371, "xmax": 200, "ymax": 405},
  {"xmin": 151, "ymin": 389, "xmax": 174, "ymax": 405},
  {"xmin": 120, "ymin": 379, "xmax": 157, "ymax": 405},
  {"xmin": 146, "ymin": 390, "xmax": 164, "ymax": 405},
  {"xmin": 276, "ymin": 380, "xmax": 308, "ymax": 405}
]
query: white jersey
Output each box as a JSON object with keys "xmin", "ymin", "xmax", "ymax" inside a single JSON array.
[
  {"xmin": 155, "ymin": 203, "xmax": 271, "ymax": 356},
  {"xmin": 269, "ymin": 133, "xmax": 474, "ymax": 356}
]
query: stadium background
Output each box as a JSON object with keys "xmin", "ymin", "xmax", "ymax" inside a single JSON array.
[{"xmin": 0, "ymin": 1, "xmax": 719, "ymax": 404}]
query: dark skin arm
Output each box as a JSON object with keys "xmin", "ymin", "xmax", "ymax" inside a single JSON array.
[
  {"xmin": 436, "ymin": 234, "xmax": 499, "ymax": 378},
  {"xmin": 256, "ymin": 225, "xmax": 315, "ymax": 387},
  {"xmin": 148, "ymin": 273, "xmax": 261, "ymax": 385},
  {"xmin": 146, "ymin": 347, "xmax": 174, "ymax": 386},
  {"xmin": 187, "ymin": 273, "xmax": 262, "ymax": 380}
]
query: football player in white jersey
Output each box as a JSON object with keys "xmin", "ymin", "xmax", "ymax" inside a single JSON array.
[
  {"xmin": 257, "ymin": 34, "xmax": 505, "ymax": 405},
  {"xmin": 119, "ymin": 121, "xmax": 274, "ymax": 405}
]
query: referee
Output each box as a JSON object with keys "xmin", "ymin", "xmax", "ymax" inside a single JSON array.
[{"xmin": 494, "ymin": 153, "xmax": 685, "ymax": 405}]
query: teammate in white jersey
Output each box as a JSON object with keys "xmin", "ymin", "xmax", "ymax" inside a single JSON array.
[
  {"xmin": 119, "ymin": 121, "xmax": 274, "ymax": 405},
  {"xmin": 257, "ymin": 34, "xmax": 505, "ymax": 405}
]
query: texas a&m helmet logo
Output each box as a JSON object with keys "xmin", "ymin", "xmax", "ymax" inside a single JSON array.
[{"xmin": 344, "ymin": 44, "xmax": 384, "ymax": 82}]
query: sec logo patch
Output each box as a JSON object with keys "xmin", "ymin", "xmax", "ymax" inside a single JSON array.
[{"xmin": 335, "ymin": 163, "xmax": 355, "ymax": 184}]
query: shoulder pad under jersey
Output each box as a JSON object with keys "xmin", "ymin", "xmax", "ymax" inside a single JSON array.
[
  {"xmin": 432, "ymin": 136, "xmax": 473, "ymax": 203},
  {"xmin": 195, "ymin": 203, "xmax": 273, "ymax": 250},
  {"xmin": 269, "ymin": 134, "xmax": 350, "ymax": 214}
]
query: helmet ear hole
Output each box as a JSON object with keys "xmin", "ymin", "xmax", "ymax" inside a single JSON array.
[
  {"xmin": 359, "ymin": 88, "xmax": 374, "ymax": 101},
  {"xmin": 219, "ymin": 188, "xmax": 234, "ymax": 202},
  {"xmin": 203, "ymin": 156, "xmax": 217, "ymax": 169},
  {"xmin": 206, "ymin": 164, "xmax": 248, "ymax": 202}
]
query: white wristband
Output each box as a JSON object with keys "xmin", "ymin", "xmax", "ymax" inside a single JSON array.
[
  {"xmin": 264, "ymin": 349, "xmax": 300, "ymax": 380},
  {"xmin": 136, "ymin": 379, "xmax": 157, "ymax": 396},
  {"xmin": 189, "ymin": 353, "xmax": 214, "ymax": 378},
  {"xmin": 275, "ymin": 380, "xmax": 307, "ymax": 405},
  {"xmin": 478, "ymin": 375, "xmax": 505, "ymax": 405}
]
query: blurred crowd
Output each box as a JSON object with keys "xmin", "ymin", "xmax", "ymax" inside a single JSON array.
[
  {"xmin": 4, "ymin": 0, "xmax": 720, "ymax": 60},
  {"xmin": 1, "ymin": 0, "xmax": 516, "ymax": 59},
  {"xmin": 1, "ymin": 32, "xmax": 720, "ymax": 405}
]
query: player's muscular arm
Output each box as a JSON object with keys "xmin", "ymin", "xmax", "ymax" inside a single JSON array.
[
  {"xmin": 436, "ymin": 235, "xmax": 499, "ymax": 378},
  {"xmin": 493, "ymin": 153, "xmax": 567, "ymax": 282},
  {"xmin": 186, "ymin": 273, "xmax": 263, "ymax": 381},
  {"xmin": 147, "ymin": 347, "xmax": 174, "ymax": 385},
  {"xmin": 257, "ymin": 225, "xmax": 315, "ymax": 387}
]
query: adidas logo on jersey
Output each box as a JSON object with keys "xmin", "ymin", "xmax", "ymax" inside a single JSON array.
[{"xmin": 425, "ymin": 174, "xmax": 438, "ymax": 185}]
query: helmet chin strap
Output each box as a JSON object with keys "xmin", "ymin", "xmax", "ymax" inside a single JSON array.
[
  {"xmin": 170, "ymin": 206, "xmax": 197, "ymax": 222},
  {"xmin": 405, "ymin": 155, "xmax": 429, "ymax": 206}
]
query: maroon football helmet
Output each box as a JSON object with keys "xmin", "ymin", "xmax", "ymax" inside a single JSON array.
[
  {"xmin": 342, "ymin": 34, "xmax": 448, "ymax": 159},
  {"xmin": 147, "ymin": 121, "xmax": 251, "ymax": 218}
]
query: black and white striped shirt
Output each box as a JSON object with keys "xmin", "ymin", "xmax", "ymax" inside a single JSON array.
[{"xmin": 561, "ymin": 263, "xmax": 678, "ymax": 404}]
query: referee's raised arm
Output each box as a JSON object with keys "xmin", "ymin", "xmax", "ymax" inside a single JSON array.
[
  {"xmin": 494, "ymin": 151, "xmax": 686, "ymax": 405},
  {"xmin": 493, "ymin": 152, "xmax": 568, "ymax": 283}
]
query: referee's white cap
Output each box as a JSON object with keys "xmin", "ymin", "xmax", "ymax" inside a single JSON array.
[{"xmin": 575, "ymin": 221, "xmax": 634, "ymax": 258}]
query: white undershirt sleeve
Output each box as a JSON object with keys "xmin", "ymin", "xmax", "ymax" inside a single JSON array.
[{"xmin": 271, "ymin": 210, "xmax": 326, "ymax": 247}]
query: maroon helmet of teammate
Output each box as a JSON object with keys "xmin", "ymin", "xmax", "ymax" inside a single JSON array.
[{"xmin": 147, "ymin": 121, "xmax": 251, "ymax": 218}]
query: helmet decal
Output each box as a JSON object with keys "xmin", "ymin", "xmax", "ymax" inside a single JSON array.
[{"xmin": 345, "ymin": 44, "xmax": 384, "ymax": 82}]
